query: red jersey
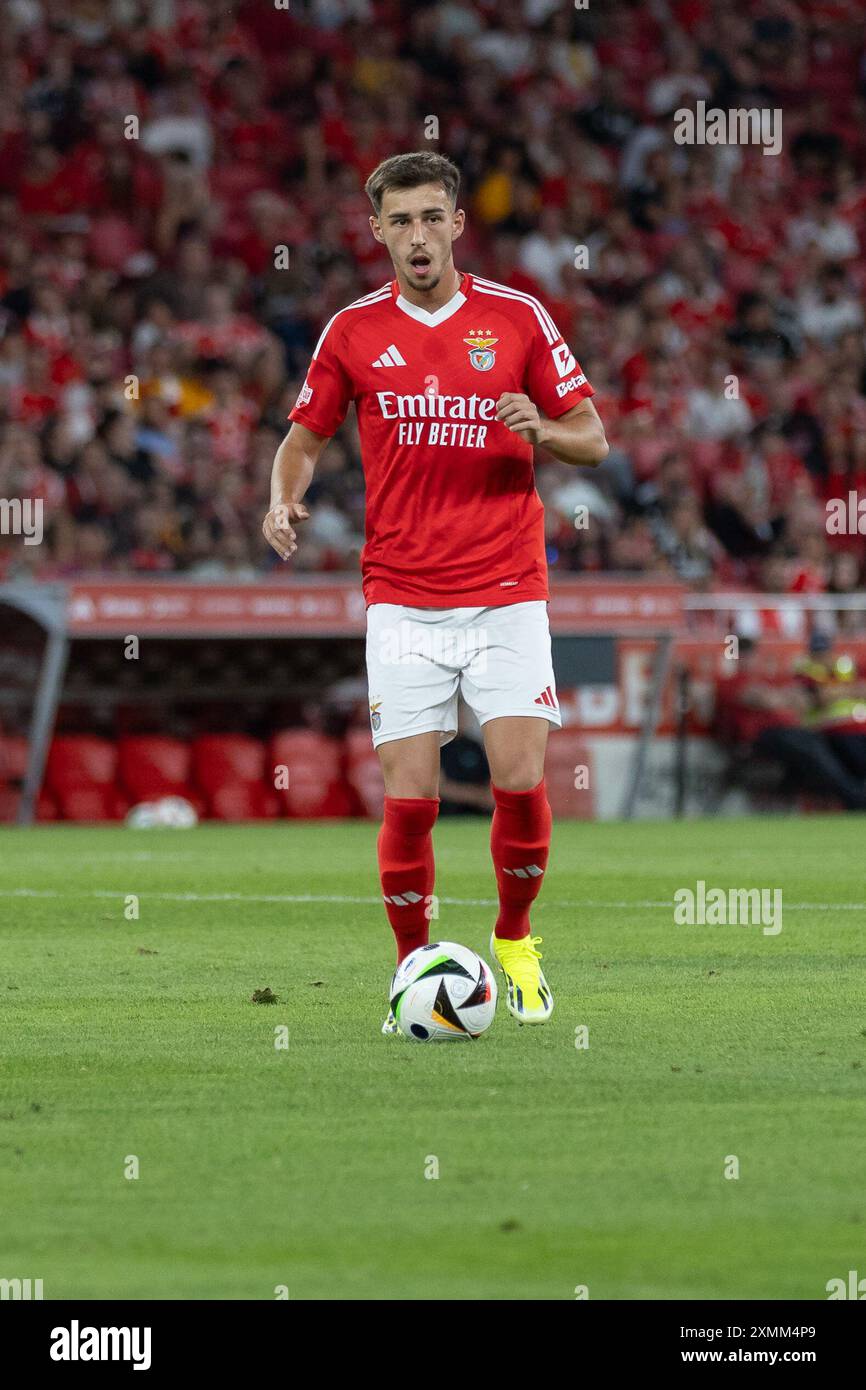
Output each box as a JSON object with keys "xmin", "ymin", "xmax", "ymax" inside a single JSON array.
[{"xmin": 288, "ymin": 272, "xmax": 594, "ymax": 607}]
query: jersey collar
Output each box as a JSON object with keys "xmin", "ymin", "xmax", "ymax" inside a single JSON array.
[{"xmin": 392, "ymin": 272, "xmax": 473, "ymax": 327}]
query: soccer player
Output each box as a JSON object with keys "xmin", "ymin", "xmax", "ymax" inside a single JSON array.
[{"xmin": 263, "ymin": 152, "xmax": 608, "ymax": 1032}]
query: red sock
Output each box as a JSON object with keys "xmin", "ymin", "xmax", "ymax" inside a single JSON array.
[
  {"xmin": 490, "ymin": 778, "xmax": 552, "ymax": 940},
  {"xmin": 377, "ymin": 796, "xmax": 439, "ymax": 963}
]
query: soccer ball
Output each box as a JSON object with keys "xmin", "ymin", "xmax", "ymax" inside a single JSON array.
[
  {"xmin": 155, "ymin": 796, "xmax": 198, "ymax": 828},
  {"xmin": 390, "ymin": 942, "xmax": 497, "ymax": 1042},
  {"xmin": 125, "ymin": 796, "xmax": 198, "ymax": 829}
]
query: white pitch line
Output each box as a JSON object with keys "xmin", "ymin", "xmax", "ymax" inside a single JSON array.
[{"xmin": 1, "ymin": 889, "xmax": 865, "ymax": 913}]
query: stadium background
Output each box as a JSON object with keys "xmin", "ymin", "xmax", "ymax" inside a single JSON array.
[
  {"xmin": 1, "ymin": 0, "xmax": 865, "ymax": 822},
  {"xmin": 2, "ymin": 0, "xmax": 866, "ymax": 1314}
]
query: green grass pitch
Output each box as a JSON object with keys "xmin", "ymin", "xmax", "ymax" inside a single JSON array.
[{"xmin": 1, "ymin": 816, "xmax": 864, "ymax": 1301}]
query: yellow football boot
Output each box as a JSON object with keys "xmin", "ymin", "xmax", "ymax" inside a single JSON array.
[{"xmin": 489, "ymin": 933, "xmax": 554, "ymax": 1024}]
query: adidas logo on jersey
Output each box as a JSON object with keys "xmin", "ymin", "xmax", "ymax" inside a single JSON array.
[{"xmin": 372, "ymin": 344, "xmax": 407, "ymax": 368}]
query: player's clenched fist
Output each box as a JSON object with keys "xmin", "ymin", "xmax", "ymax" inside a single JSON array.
[
  {"xmin": 262, "ymin": 501, "xmax": 310, "ymax": 561},
  {"xmin": 495, "ymin": 392, "xmax": 548, "ymax": 447}
]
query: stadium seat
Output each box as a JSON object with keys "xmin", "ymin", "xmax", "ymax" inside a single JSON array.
[
  {"xmin": 56, "ymin": 786, "xmax": 129, "ymax": 823},
  {"xmin": 37, "ymin": 789, "xmax": 59, "ymax": 822},
  {"xmin": 192, "ymin": 735, "xmax": 267, "ymax": 795},
  {"xmin": 46, "ymin": 736, "xmax": 118, "ymax": 796},
  {"xmin": 118, "ymin": 734, "xmax": 191, "ymax": 791},
  {"xmin": 191, "ymin": 734, "xmax": 292, "ymax": 821},
  {"xmin": 0, "ymin": 786, "xmax": 60, "ymax": 823},
  {"xmin": 344, "ymin": 729, "xmax": 385, "ymax": 819},
  {"xmin": 208, "ymin": 782, "xmax": 280, "ymax": 821},
  {"xmin": 0, "ymin": 735, "xmax": 30, "ymax": 782},
  {"xmin": 270, "ymin": 730, "xmax": 359, "ymax": 818},
  {"xmin": 118, "ymin": 736, "xmax": 203, "ymax": 812},
  {"xmin": 38, "ymin": 734, "xmax": 126, "ymax": 821},
  {"xmin": 0, "ymin": 736, "xmax": 35, "ymax": 823},
  {"xmin": 543, "ymin": 730, "xmax": 594, "ymax": 820}
]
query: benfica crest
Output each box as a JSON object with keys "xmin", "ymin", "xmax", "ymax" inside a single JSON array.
[
  {"xmin": 369, "ymin": 700, "xmax": 382, "ymax": 732},
  {"xmin": 463, "ymin": 330, "xmax": 499, "ymax": 371}
]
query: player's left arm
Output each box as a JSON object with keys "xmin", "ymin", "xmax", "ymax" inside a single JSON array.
[
  {"xmin": 495, "ymin": 393, "xmax": 609, "ymax": 466},
  {"xmin": 501, "ymin": 311, "xmax": 609, "ymax": 465}
]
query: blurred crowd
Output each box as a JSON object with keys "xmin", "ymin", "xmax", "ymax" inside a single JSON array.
[{"xmin": 1, "ymin": 0, "xmax": 866, "ymax": 599}]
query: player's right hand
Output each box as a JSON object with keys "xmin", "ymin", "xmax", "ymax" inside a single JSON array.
[{"xmin": 262, "ymin": 502, "xmax": 310, "ymax": 561}]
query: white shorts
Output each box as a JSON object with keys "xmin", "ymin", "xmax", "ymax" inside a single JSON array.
[{"xmin": 365, "ymin": 600, "xmax": 561, "ymax": 749}]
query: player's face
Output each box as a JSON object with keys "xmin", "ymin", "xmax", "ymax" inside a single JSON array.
[{"xmin": 370, "ymin": 183, "xmax": 465, "ymax": 293}]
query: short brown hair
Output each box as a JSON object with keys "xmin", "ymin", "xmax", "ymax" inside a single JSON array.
[{"xmin": 364, "ymin": 151, "xmax": 461, "ymax": 216}]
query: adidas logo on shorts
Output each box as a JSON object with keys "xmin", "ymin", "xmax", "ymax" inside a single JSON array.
[{"xmin": 534, "ymin": 685, "xmax": 557, "ymax": 709}]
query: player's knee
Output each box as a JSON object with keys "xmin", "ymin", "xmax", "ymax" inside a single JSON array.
[
  {"xmin": 384, "ymin": 777, "xmax": 440, "ymax": 799},
  {"xmin": 491, "ymin": 764, "xmax": 544, "ymax": 793},
  {"xmin": 379, "ymin": 753, "xmax": 438, "ymax": 799},
  {"xmin": 377, "ymin": 736, "xmax": 440, "ymax": 799}
]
